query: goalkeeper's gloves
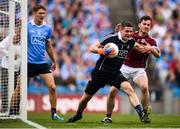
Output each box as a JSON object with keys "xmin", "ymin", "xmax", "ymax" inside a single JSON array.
[{"xmin": 98, "ymin": 47, "xmax": 113, "ymax": 56}]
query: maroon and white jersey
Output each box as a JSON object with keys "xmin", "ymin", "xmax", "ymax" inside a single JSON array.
[{"xmin": 123, "ymin": 32, "xmax": 157, "ymax": 68}]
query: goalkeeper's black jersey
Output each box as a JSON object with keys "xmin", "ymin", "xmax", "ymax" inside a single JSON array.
[{"xmin": 95, "ymin": 32, "xmax": 135, "ymax": 72}]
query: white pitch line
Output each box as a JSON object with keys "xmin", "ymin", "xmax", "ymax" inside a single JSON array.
[{"xmin": 22, "ymin": 119, "xmax": 47, "ymax": 129}]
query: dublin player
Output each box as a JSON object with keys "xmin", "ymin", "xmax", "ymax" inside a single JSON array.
[{"xmin": 28, "ymin": 5, "xmax": 63, "ymax": 121}]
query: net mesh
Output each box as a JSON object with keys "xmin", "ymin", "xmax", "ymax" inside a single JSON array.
[{"xmin": 0, "ymin": 0, "xmax": 22, "ymax": 117}]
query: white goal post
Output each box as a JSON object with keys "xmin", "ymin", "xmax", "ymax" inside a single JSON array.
[{"xmin": 0, "ymin": 0, "xmax": 27, "ymax": 120}]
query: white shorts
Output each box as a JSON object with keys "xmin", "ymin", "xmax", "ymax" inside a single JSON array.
[{"xmin": 120, "ymin": 64, "xmax": 146, "ymax": 81}]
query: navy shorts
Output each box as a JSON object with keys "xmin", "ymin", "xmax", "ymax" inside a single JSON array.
[
  {"xmin": 85, "ymin": 68, "xmax": 127, "ymax": 95},
  {"xmin": 28, "ymin": 63, "xmax": 51, "ymax": 77}
]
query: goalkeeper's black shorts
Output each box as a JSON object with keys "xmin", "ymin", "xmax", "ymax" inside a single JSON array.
[{"xmin": 85, "ymin": 68, "xmax": 127, "ymax": 95}]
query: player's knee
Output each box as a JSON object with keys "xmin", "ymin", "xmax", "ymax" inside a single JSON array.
[
  {"xmin": 140, "ymin": 85, "xmax": 148, "ymax": 94},
  {"xmin": 127, "ymin": 86, "xmax": 134, "ymax": 96},
  {"xmin": 123, "ymin": 84, "xmax": 134, "ymax": 96},
  {"xmin": 48, "ymin": 86, "xmax": 56, "ymax": 93}
]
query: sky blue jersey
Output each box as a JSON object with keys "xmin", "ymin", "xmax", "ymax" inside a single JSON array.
[{"xmin": 28, "ymin": 20, "xmax": 52, "ymax": 64}]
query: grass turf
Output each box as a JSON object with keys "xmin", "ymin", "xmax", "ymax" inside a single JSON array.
[{"xmin": 0, "ymin": 112, "xmax": 180, "ymax": 128}]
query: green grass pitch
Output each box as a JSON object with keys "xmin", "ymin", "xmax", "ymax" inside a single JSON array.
[{"xmin": 0, "ymin": 112, "xmax": 180, "ymax": 128}]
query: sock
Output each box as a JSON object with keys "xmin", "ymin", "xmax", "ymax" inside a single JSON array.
[
  {"xmin": 135, "ymin": 104, "xmax": 143, "ymax": 116},
  {"xmin": 143, "ymin": 106, "xmax": 148, "ymax": 112},
  {"xmin": 51, "ymin": 108, "xmax": 56, "ymax": 116},
  {"xmin": 76, "ymin": 110, "xmax": 83, "ymax": 116},
  {"xmin": 106, "ymin": 113, "xmax": 112, "ymax": 118}
]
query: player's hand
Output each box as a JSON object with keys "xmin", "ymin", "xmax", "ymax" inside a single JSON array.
[
  {"xmin": 141, "ymin": 42, "xmax": 152, "ymax": 53},
  {"xmin": 104, "ymin": 47, "xmax": 114, "ymax": 55},
  {"xmin": 51, "ymin": 62, "xmax": 57, "ymax": 72},
  {"xmin": 137, "ymin": 42, "xmax": 152, "ymax": 53},
  {"xmin": 98, "ymin": 47, "xmax": 113, "ymax": 56}
]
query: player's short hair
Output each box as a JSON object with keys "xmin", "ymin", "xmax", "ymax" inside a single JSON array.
[
  {"xmin": 121, "ymin": 21, "xmax": 133, "ymax": 28},
  {"xmin": 33, "ymin": 5, "xmax": 46, "ymax": 12},
  {"xmin": 139, "ymin": 15, "xmax": 152, "ymax": 23}
]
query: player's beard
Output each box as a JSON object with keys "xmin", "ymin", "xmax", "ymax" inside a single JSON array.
[{"xmin": 141, "ymin": 29, "xmax": 148, "ymax": 35}]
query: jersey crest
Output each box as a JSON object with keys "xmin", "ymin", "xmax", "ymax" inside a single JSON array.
[
  {"xmin": 118, "ymin": 50, "xmax": 128, "ymax": 59},
  {"xmin": 31, "ymin": 35, "xmax": 46, "ymax": 45}
]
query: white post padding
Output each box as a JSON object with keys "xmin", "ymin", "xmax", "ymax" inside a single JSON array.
[{"xmin": 20, "ymin": 0, "xmax": 27, "ymax": 120}]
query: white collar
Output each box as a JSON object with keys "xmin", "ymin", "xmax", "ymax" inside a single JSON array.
[
  {"xmin": 118, "ymin": 31, "xmax": 127, "ymax": 43},
  {"xmin": 118, "ymin": 31, "xmax": 122, "ymax": 40},
  {"xmin": 30, "ymin": 20, "xmax": 46, "ymax": 26}
]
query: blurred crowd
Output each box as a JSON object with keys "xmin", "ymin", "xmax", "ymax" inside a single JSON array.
[
  {"xmin": 28, "ymin": 0, "xmax": 112, "ymax": 94},
  {"xmin": 135, "ymin": 0, "xmax": 180, "ymax": 98}
]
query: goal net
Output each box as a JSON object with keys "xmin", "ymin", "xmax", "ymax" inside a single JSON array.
[{"xmin": 0, "ymin": 0, "xmax": 27, "ymax": 119}]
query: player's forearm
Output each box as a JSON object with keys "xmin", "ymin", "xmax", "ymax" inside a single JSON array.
[
  {"xmin": 89, "ymin": 47, "xmax": 100, "ymax": 53},
  {"xmin": 47, "ymin": 47, "xmax": 56, "ymax": 63},
  {"xmin": 150, "ymin": 46, "xmax": 161, "ymax": 58},
  {"xmin": 49, "ymin": 52, "xmax": 56, "ymax": 63},
  {"xmin": 89, "ymin": 42, "xmax": 101, "ymax": 54}
]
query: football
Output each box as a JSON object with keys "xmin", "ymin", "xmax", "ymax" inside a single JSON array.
[{"xmin": 104, "ymin": 43, "xmax": 119, "ymax": 58}]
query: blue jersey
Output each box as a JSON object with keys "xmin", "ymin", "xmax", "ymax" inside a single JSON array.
[{"xmin": 28, "ymin": 20, "xmax": 52, "ymax": 64}]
